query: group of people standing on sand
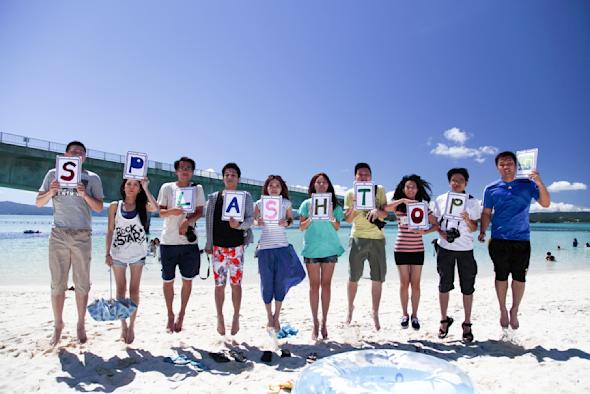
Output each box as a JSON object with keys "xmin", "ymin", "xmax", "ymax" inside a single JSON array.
[{"xmin": 37, "ymin": 141, "xmax": 550, "ymax": 347}]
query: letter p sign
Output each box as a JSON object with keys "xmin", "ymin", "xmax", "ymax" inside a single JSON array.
[{"xmin": 124, "ymin": 151, "xmax": 148, "ymax": 180}]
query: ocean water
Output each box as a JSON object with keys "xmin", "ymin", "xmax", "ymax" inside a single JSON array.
[{"xmin": 1, "ymin": 215, "xmax": 589, "ymax": 286}]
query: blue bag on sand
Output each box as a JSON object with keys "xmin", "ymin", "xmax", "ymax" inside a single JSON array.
[
  {"xmin": 277, "ymin": 324, "xmax": 299, "ymax": 339},
  {"xmin": 87, "ymin": 268, "xmax": 138, "ymax": 321}
]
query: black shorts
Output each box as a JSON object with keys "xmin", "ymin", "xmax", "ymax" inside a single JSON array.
[
  {"xmin": 436, "ymin": 246, "xmax": 477, "ymax": 295},
  {"xmin": 160, "ymin": 244, "xmax": 201, "ymax": 281},
  {"xmin": 488, "ymin": 239, "xmax": 530, "ymax": 282},
  {"xmin": 394, "ymin": 251, "xmax": 424, "ymax": 266}
]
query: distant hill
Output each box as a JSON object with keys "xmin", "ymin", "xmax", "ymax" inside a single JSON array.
[
  {"xmin": 529, "ymin": 211, "xmax": 590, "ymax": 223},
  {"xmin": 0, "ymin": 201, "xmax": 107, "ymax": 216}
]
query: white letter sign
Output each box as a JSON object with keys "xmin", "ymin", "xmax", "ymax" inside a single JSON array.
[
  {"xmin": 311, "ymin": 193, "xmax": 332, "ymax": 220},
  {"xmin": 407, "ymin": 202, "xmax": 430, "ymax": 230},
  {"xmin": 443, "ymin": 192, "xmax": 467, "ymax": 220},
  {"xmin": 516, "ymin": 148, "xmax": 538, "ymax": 178},
  {"xmin": 55, "ymin": 156, "xmax": 81, "ymax": 188},
  {"xmin": 175, "ymin": 187, "xmax": 196, "ymax": 213},
  {"xmin": 124, "ymin": 151, "xmax": 148, "ymax": 180},
  {"xmin": 222, "ymin": 191, "xmax": 246, "ymax": 222},
  {"xmin": 354, "ymin": 182, "xmax": 375, "ymax": 210},
  {"xmin": 261, "ymin": 196, "xmax": 282, "ymax": 224}
]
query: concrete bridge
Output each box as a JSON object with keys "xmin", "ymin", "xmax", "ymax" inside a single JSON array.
[{"xmin": 0, "ymin": 132, "xmax": 321, "ymax": 208}]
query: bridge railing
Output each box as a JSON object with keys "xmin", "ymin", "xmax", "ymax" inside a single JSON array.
[{"xmin": 1, "ymin": 131, "xmax": 305, "ymax": 193}]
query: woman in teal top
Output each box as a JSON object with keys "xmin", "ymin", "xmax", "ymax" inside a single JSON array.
[{"xmin": 299, "ymin": 172, "xmax": 344, "ymax": 340}]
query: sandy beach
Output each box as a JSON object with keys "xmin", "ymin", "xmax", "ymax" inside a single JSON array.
[{"xmin": 1, "ymin": 269, "xmax": 589, "ymax": 393}]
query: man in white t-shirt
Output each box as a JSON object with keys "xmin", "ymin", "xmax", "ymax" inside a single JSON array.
[
  {"xmin": 157, "ymin": 156, "xmax": 205, "ymax": 333},
  {"xmin": 432, "ymin": 168, "xmax": 481, "ymax": 343}
]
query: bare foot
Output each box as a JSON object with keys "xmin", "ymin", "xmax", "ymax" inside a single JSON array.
[
  {"xmin": 500, "ymin": 308, "xmax": 509, "ymax": 328},
  {"xmin": 217, "ymin": 315, "xmax": 226, "ymax": 336},
  {"xmin": 50, "ymin": 322, "xmax": 64, "ymax": 346},
  {"xmin": 372, "ymin": 311, "xmax": 381, "ymax": 331},
  {"xmin": 125, "ymin": 326, "xmax": 135, "ymax": 344},
  {"xmin": 174, "ymin": 312, "xmax": 184, "ymax": 333},
  {"xmin": 77, "ymin": 322, "xmax": 87, "ymax": 344},
  {"xmin": 230, "ymin": 314, "xmax": 240, "ymax": 336},
  {"xmin": 120, "ymin": 320, "xmax": 128, "ymax": 342},
  {"xmin": 321, "ymin": 323, "xmax": 328, "ymax": 339},
  {"xmin": 166, "ymin": 314, "xmax": 175, "ymax": 333},
  {"xmin": 346, "ymin": 306, "xmax": 354, "ymax": 325},
  {"xmin": 312, "ymin": 322, "xmax": 319, "ymax": 341},
  {"xmin": 273, "ymin": 316, "xmax": 280, "ymax": 332},
  {"xmin": 509, "ymin": 308, "xmax": 519, "ymax": 330}
]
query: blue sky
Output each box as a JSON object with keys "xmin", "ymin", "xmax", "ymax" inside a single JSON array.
[{"xmin": 1, "ymin": 1, "xmax": 588, "ymax": 211}]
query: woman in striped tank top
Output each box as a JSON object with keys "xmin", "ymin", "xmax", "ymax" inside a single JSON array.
[
  {"xmin": 385, "ymin": 175, "xmax": 438, "ymax": 331},
  {"xmin": 254, "ymin": 175, "xmax": 305, "ymax": 333}
]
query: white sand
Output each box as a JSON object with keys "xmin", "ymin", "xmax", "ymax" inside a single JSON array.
[{"xmin": 1, "ymin": 269, "xmax": 589, "ymax": 393}]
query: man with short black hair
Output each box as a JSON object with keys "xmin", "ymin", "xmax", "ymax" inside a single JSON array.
[
  {"xmin": 344, "ymin": 162, "xmax": 388, "ymax": 331},
  {"xmin": 433, "ymin": 168, "xmax": 480, "ymax": 342},
  {"xmin": 205, "ymin": 162, "xmax": 253, "ymax": 337},
  {"xmin": 157, "ymin": 156, "xmax": 205, "ymax": 333},
  {"xmin": 479, "ymin": 151, "xmax": 550, "ymax": 330},
  {"xmin": 36, "ymin": 140, "xmax": 104, "ymax": 345}
]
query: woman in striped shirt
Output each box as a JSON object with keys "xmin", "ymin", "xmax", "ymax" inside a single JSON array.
[
  {"xmin": 385, "ymin": 175, "xmax": 438, "ymax": 330},
  {"xmin": 254, "ymin": 175, "xmax": 305, "ymax": 333}
]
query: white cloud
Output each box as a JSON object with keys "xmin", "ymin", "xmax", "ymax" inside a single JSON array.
[
  {"xmin": 426, "ymin": 137, "xmax": 433, "ymax": 147},
  {"xmin": 443, "ymin": 127, "xmax": 470, "ymax": 144},
  {"xmin": 204, "ymin": 168, "xmax": 216, "ymax": 173},
  {"xmin": 547, "ymin": 181, "xmax": 587, "ymax": 193},
  {"xmin": 430, "ymin": 128, "xmax": 497, "ymax": 163},
  {"xmin": 430, "ymin": 143, "xmax": 498, "ymax": 163},
  {"xmin": 530, "ymin": 201, "xmax": 590, "ymax": 213}
]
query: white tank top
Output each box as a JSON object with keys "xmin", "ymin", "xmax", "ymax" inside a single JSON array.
[{"xmin": 111, "ymin": 201, "xmax": 148, "ymax": 264}]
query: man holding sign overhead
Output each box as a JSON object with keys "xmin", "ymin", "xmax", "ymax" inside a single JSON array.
[
  {"xmin": 344, "ymin": 163, "xmax": 388, "ymax": 331},
  {"xmin": 205, "ymin": 162, "xmax": 254, "ymax": 337},
  {"xmin": 157, "ymin": 156, "xmax": 205, "ymax": 333},
  {"xmin": 479, "ymin": 151, "xmax": 550, "ymax": 331},
  {"xmin": 36, "ymin": 141, "xmax": 104, "ymax": 346},
  {"xmin": 432, "ymin": 168, "xmax": 481, "ymax": 342}
]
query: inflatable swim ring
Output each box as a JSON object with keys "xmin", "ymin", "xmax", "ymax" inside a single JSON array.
[{"xmin": 293, "ymin": 349, "xmax": 475, "ymax": 394}]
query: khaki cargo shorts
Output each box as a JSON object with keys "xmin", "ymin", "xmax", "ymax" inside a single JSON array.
[{"xmin": 49, "ymin": 228, "xmax": 92, "ymax": 295}]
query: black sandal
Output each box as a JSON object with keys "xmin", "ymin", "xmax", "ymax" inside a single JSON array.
[
  {"xmin": 438, "ymin": 316, "xmax": 454, "ymax": 339},
  {"xmin": 462, "ymin": 322, "xmax": 474, "ymax": 343}
]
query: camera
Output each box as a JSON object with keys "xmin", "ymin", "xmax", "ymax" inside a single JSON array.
[
  {"xmin": 369, "ymin": 216, "xmax": 387, "ymax": 230},
  {"xmin": 185, "ymin": 225, "xmax": 197, "ymax": 243},
  {"xmin": 446, "ymin": 228, "xmax": 461, "ymax": 243}
]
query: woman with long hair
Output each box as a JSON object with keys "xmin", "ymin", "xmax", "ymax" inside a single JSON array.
[
  {"xmin": 299, "ymin": 172, "xmax": 345, "ymax": 340},
  {"xmin": 385, "ymin": 175, "xmax": 438, "ymax": 331},
  {"xmin": 105, "ymin": 178, "xmax": 158, "ymax": 343}
]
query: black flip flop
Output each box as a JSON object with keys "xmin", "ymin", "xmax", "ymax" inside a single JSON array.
[
  {"xmin": 261, "ymin": 350, "xmax": 273, "ymax": 363},
  {"xmin": 438, "ymin": 316, "xmax": 454, "ymax": 339},
  {"xmin": 208, "ymin": 351, "xmax": 230, "ymax": 363},
  {"xmin": 280, "ymin": 349, "xmax": 291, "ymax": 358},
  {"xmin": 462, "ymin": 322, "xmax": 474, "ymax": 343},
  {"xmin": 229, "ymin": 349, "xmax": 247, "ymax": 363},
  {"xmin": 306, "ymin": 352, "xmax": 317, "ymax": 363}
]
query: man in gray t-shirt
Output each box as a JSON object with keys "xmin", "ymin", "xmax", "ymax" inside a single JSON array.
[{"xmin": 37, "ymin": 141, "xmax": 104, "ymax": 345}]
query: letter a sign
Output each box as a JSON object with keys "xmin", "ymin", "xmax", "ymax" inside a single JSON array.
[
  {"xmin": 222, "ymin": 191, "xmax": 246, "ymax": 222},
  {"xmin": 124, "ymin": 151, "xmax": 148, "ymax": 180},
  {"xmin": 311, "ymin": 193, "xmax": 332, "ymax": 220},
  {"xmin": 55, "ymin": 156, "xmax": 81, "ymax": 188},
  {"xmin": 261, "ymin": 196, "xmax": 282, "ymax": 224},
  {"xmin": 407, "ymin": 202, "xmax": 429, "ymax": 230},
  {"xmin": 354, "ymin": 182, "xmax": 375, "ymax": 210}
]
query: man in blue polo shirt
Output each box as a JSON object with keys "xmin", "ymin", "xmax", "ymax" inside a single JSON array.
[{"xmin": 479, "ymin": 151, "xmax": 550, "ymax": 330}]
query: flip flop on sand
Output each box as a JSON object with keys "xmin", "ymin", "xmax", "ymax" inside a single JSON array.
[
  {"xmin": 280, "ymin": 349, "xmax": 291, "ymax": 358},
  {"xmin": 261, "ymin": 350, "xmax": 273, "ymax": 363},
  {"xmin": 208, "ymin": 351, "xmax": 231, "ymax": 363},
  {"xmin": 229, "ymin": 349, "xmax": 247, "ymax": 363},
  {"xmin": 306, "ymin": 352, "xmax": 317, "ymax": 364}
]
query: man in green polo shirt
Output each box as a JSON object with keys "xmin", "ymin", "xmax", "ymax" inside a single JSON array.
[{"xmin": 344, "ymin": 162, "xmax": 388, "ymax": 331}]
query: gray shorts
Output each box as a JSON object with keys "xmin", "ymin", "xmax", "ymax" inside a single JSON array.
[{"xmin": 348, "ymin": 237, "xmax": 386, "ymax": 282}]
